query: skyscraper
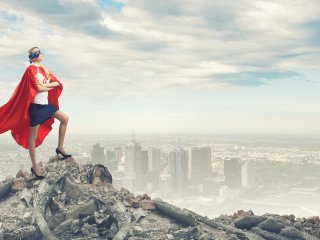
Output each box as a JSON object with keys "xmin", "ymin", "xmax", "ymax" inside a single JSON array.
[
  {"xmin": 190, "ymin": 146, "xmax": 211, "ymax": 185},
  {"xmin": 123, "ymin": 136, "xmax": 150, "ymax": 192},
  {"xmin": 115, "ymin": 146, "xmax": 123, "ymax": 162},
  {"xmin": 135, "ymin": 150, "xmax": 149, "ymax": 191},
  {"xmin": 147, "ymin": 147, "xmax": 161, "ymax": 191},
  {"xmin": 224, "ymin": 157, "xmax": 242, "ymax": 188},
  {"xmin": 91, "ymin": 143, "xmax": 105, "ymax": 165},
  {"xmin": 123, "ymin": 140, "xmax": 142, "ymax": 191},
  {"xmin": 149, "ymin": 148, "xmax": 161, "ymax": 173},
  {"xmin": 106, "ymin": 149, "xmax": 119, "ymax": 171},
  {"xmin": 169, "ymin": 148, "xmax": 188, "ymax": 193},
  {"xmin": 241, "ymin": 160, "xmax": 257, "ymax": 188}
]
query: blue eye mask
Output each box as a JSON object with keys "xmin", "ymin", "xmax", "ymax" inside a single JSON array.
[{"xmin": 29, "ymin": 49, "xmax": 41, "ymax": 59}]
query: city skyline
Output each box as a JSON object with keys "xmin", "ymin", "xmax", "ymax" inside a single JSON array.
[
  {"xmin": 1, "ymin": 132, "xmax": 320, "ymax": 218},
  {"xmin": 0, "ymin": 0, "xmax": 320, "ymax": 138}
]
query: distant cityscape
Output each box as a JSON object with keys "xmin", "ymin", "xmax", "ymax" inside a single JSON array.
[{"xmin": 1, "ymin": 133, "xmax": 320, "ymax": 218}]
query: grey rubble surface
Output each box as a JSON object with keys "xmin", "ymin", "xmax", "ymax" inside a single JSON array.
[{"xmin": 0, "ymin": 157, "xmax": 319, "ymax": 240}]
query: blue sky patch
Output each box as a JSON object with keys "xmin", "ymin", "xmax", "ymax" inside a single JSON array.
[{"xmin": 97, "ymin": 0, "xmax": 124, "ymax": 12}]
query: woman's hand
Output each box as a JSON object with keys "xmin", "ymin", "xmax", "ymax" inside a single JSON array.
[{"xmin": 36, "ymin": 79, "xmax": 44, "ymax": 86}]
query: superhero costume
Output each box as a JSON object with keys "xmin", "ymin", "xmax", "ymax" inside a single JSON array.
[{"xmin": 0, "ymin": 65, "xmax": 63, "ymax": 149}]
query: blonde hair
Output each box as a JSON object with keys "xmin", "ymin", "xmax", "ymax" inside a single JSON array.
[{"xmin": 28, "ymin": 47, "xmax": 40, "ymax": 55}]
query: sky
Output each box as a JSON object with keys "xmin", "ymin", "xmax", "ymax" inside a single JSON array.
[{"xmin": 0, "ymin": 0, "xmax": 320, "ymax": 138}]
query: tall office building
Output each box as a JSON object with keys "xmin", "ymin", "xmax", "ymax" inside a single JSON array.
[
  {"xmin": 147, "ymin": 148, "xmax": 161, "ymax": 191},
  {"xmin": 115, "ymin": 146, "xmax": 123, "ymax": 162},
  {"xmin": 149, "ymin": 148, "xmax": 161, "ymax": 173},
  {"xmin": 169, "ymin": 148, "xmax": 188, "ymax": 193},
  {"xmin": 138, "ymin": 150, "xmax": 149, "ymax": 174},
  {"xmin": 190, "ymin": 146, "xmax": 211, "ymax": 185},
  {"xmin": 224, "ymin": 158, "xmax": 242, "ymax": 188},
  {"xmin": 135, "ymin": 150, "xmax": 149, "ymax": 192},
  {"xmin": 123, "ymin": 136, "xmax": 150, "ymax": 192},
  {"xmin": 106, "ymin": 149, "xmax": 118, "ymax": 171},
  {"xmin": 123, "ymin": 139, "xmax": 142, "ymax": 191},
  {"xmin": 241, "ymin": 160, "xmax": 257, "ymax": 188},
  {"xmin": 124, "ymin": 141, "xmax": 141, "ymax": 175},
  {"xmin": 91, "ymin": 143, "xmax": 105, "ymax": 165}
]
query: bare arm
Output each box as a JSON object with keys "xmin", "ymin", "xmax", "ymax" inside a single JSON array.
[
  {"xmin": 36, "ymin": 79, "xmax": 59, "ymax": 91},
  {"xmin": 39, "ymin": 64, "xmax": 60, "ymax": 89},
  {"xmin": 44, "ymin": 81, "xmax": 60, "ymax": 88},
  {"xmin": 36, "ymin": 84, "xmax": 52, "ymax": 92}
]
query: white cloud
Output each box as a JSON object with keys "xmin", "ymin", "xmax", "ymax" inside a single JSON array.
[{"xmin": 0, "ymin": 0, "xmax": 319, "ymax": 135}]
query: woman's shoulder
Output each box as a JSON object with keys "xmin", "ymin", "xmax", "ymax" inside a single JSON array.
[
  {"xmin": 25, "ymin": 64, "xmax": 40, "ymax": 73},
  {"xmin": 26, "ymin": 64, "xmax": 36, "ymax": 70}
]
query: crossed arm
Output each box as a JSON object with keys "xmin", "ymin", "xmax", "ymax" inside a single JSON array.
[
  {"xmin": 35, "ymin": 64, "xmax": 60, "ymax": 92},
  {"xmin": 37, "ymin": 81, "xmax": 59, "ymax": 92}
]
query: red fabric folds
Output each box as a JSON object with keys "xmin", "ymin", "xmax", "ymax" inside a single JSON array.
[{"xmin": 0, "ymin": 65, "xmax": 63, "ymax": 149}]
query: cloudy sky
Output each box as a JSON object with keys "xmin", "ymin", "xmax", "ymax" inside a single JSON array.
[{"xmin": 0, "ymin": 0, "xmax": 319, "ymax": 138}]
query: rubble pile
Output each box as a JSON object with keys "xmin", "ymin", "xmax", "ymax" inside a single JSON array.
[{"xmin": 0, "ymin": 156, "xmax": 319, "ymax": 240}]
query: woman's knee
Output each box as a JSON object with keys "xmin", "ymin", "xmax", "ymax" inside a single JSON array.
[{"xmin": 63, "ymin": 115, "xmax": 69, "ymax": 123}]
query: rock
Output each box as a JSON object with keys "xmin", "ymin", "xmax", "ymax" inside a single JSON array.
[
  {"xmin": 133, "ymin": 225, "xmax": 143, "ymax": 234},
  {"xmin": 123, "ymin": 195, "xmax": 140, "ymax": 208},
  {"xmin": 232, "ymin": 209, "xmax": 254, "ymax": 219},
  {"xmin": 80, "ymin": 215, "xmax": 96, "ymax": 225},
  {"xmin": 280, "ymin": 226, "xmax": 306, "ymax": 239},
  {"xmin": 251, "ymin": 226, "xmax": 290, "ymax": 240},
  {"xmin": 140, "ymin": 199, "xmax": 155, "ymax": 210},
  {"xmin": 132, "ymin": 208, "xmax": 147, "ymax": 223},
  {"xmin": 233, "ymin": 215, "xmax": 267, "ymax": 229},
  {"xmin": 153, "ymin": 198, "xmax": 199, "ymax": 227},
  {"xmin": 54, "ymin": 218, "xmax": 73, "ymax": 235},
  {"xmin": 293, "ymin": 221, "xmax": 302, "ymax": 230},
  {"xmin": 226, "ymin": 234, "xmax": 240, "ymax": 240},
  {"xmin": 18, "ymin": 188, "xmax": 32, "ymax": 207},
  {"xmin": 282, "ymin": 214, "xmax": 295, "ymax": 223},
  {"xmin": 23, "ymin": 211, "xmax": 32, "ymax": 220},
  {"xmin": 0, "ymin": 178, "xmax": 13, "ymax": 199},
  {"xmin": 113, "ymin": 222, "xmax": 134, "ymax": 240},
  {"xmin": 32, "ymin": 207, "xmax": 56, "ymax": 240},
  {"xmin": 258, "ymin": 218, "xmax": 285, "ymax": 233},
  {"xmin": 2, "ymin": 155, "xmax": 318, "ymax": 240},
  {"xmin": 172, "ymin": 226, "xmax": 198, "ymax": 239},
  {"xmin": 64, "ymin": 177, "xmax": 83, "ymax": 199},
  {"xmin": 2, "ymin": 226, "xmax": 43, "ymax": 240},
  {"xmin": 66, "ymin": 199, "xmax": 96, "ymax": 220},
  {"xmin": 96, "ymin": 215, "xmax": 114, "ymax": 229},
  {"xmin": 166, "ymin": 233, "xmax": 175, "ymax": 239},
  {"xmin": 120, "ymin": 187, "xmax": 131, "ymax": 195},
  {"xmin": 80, "ymin": 222, "xmax": 99, "ymax": 236},
  {"xmin": 11, "ymin": 177, "xmax": 27, "ymax": 192},
  {"xmin": 306, "ymin": 216, "xmax": 320, "ymax": 224}
]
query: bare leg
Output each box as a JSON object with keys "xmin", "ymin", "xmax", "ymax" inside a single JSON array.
[
  {"xmin": 52, "ymin": 110, "xmax": 69, "ymax": 155},
  {"xmin": 28, "ymin": 124, "xmax": 42, "ymax": 175}
]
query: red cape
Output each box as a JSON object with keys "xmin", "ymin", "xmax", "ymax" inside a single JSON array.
[{"xmin": 0, "ymin": 65, "xmax": 63, "ymax": 149}]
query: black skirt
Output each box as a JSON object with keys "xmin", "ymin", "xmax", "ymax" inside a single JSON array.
[{"xmin": 28, "ymin": 103, "xmax": 58, "ymax": 127}]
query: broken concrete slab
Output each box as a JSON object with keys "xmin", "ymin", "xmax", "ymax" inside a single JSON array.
[
  {"xmin": 66, "ymin": 199, "xmax": 96, "ymax": 220},
  {"xmin": 0, "ymin": 178, "xmax": 13, "ymax": 199},
  {"xmin": 153, "ymin": 198, "xmax": 199, "ymax": 227}
]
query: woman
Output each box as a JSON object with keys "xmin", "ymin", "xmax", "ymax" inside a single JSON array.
[{"xmin": 0, "ymin": 47, "xmax": 72, "ymax": 180}]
